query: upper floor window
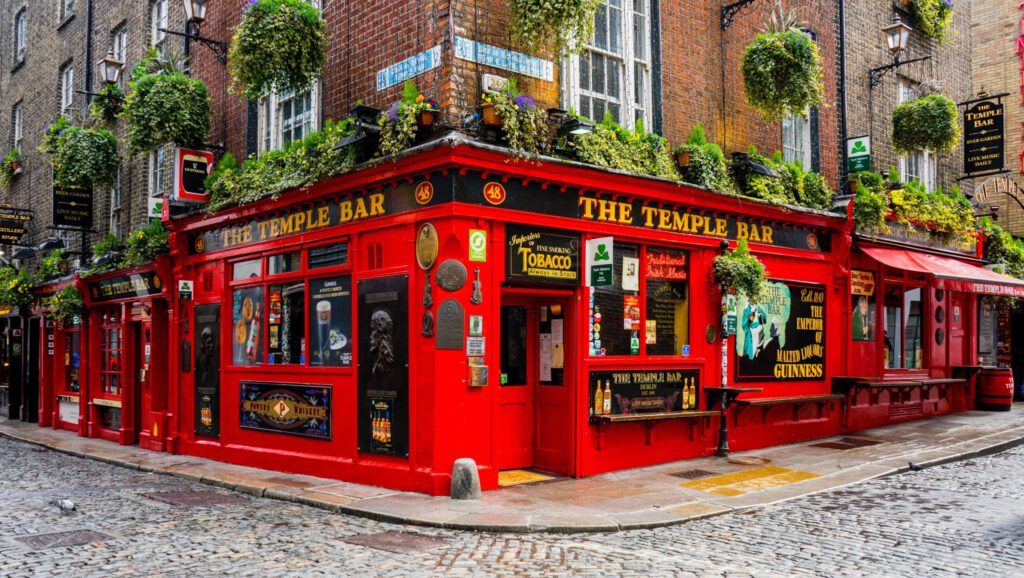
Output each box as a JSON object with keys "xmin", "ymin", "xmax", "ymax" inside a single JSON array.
[
  {"xmin": 61, "ymin": 0, "xmax": 75, "ymax": 20},
  {"xmin": 898, "ymin": 81, "xmax": 936, "ymax": 192},
  {"xmin": 60, "ymin": 64, "xmax": 74, "ymax": 117},
  {"xmin": 563, "ymin": 0, "xmax": 653, "ymax": 129},
  {"xmin": 150, "ymin": 0, "xmax": 168, "ymax": 50},
  {"xmin": 149, "ymin": 146, "xmax": 166, "ymax": 198},
  {"xmin": 14, "ymin": 9, "xmax": 27, "ymax": 63},
  {"xmin": 112, "ymin": 25, "xmax": 128, "ymax": 88},
  {"xmin": 782, "ymin": 114, "xmax": 811, "ymax": 171},
  {"xmin": 259, "ymin": 88, "xmax": 318, "ymax": 154},
  {"xmin": 12, "ymin": 102, "xmax": 24, "ymax": 152},
  {"xmin": 110, "ymin": 169, "xmax": 123, "ymax": 237}
]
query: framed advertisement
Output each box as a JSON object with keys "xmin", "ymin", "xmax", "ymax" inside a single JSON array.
[
  {"xmin": 308, "ymin": 276, "xmax": 353, "ymax": 367},
  {"xmin": 357, "ymin": 275, "xmax": 409, "ymax": 456},
  {"xmin": 171, "ymin": 148, "xmax": 214, "ymax": 203},
  {"xmin": 240, "ymin": 381, "xmax": 331, "ymax": 439},
  {"xmin": 735, "ymin": 281, "xmax": 826, "ymax": 381}
]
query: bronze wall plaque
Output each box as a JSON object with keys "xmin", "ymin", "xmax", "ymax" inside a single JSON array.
[
  {"xmin": 435, "ymin": 259, "xmax": 468, "ymax": 292},
  {"xmin": 436, "ymin": 299, "xmax": 465, "ymax": 350},
  {"xmin": 416, "ymin": 223, "xmax": 439, "ymax": 270}
]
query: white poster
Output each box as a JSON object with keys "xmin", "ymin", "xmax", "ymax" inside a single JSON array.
[
  {"xmin": 622, "ymin": 256, "xmax": 640, "ymax": 291},
  {"xmin": 539, "ymin": 333, "xmax": 553, "ymax": 381},
  {"xmin": 551, "ymin": 319, "xmax": 564, "ymax": 344}
]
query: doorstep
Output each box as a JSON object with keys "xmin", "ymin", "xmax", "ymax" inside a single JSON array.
[{"xmin": 3, "ymin": 407, "xmax": 1024, "ymax": 534}]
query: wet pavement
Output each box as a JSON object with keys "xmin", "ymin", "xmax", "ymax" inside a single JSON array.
[{"xmin": 2, "ymin": 435, "xmax": 1024, "ymax": 576}]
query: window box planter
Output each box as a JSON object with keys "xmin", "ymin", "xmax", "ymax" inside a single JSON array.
[
  {"xmin": 416, "ymin": 109, "xmax": 437, "ymax": 127},
  {"xmin": 481, "ymin": 103, "xmax": 501, "ymax": 127}
]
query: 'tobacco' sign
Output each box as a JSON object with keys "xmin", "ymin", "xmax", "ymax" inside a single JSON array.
[{"xmin": 171, "ymin": 148, "xmax": 214, "ymax": 203}]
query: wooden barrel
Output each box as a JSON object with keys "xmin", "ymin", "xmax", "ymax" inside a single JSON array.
[{"xmin": 978, "ymin": 368, "xmax": 1015, "ymax": 411}]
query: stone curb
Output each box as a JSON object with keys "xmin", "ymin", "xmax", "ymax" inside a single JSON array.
[{"xmin": 3, "ymin": 425, "xmax": 1023, "ymax": 534}]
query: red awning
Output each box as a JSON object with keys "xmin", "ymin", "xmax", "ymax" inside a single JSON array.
[{"xmin": 862, "ymin": 246, "xmax": 1024, "ymax": 297}]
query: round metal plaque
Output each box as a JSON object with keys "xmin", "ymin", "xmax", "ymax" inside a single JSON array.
[
  {"xmin": 705, "ymin": 324, "xmax": 717, "ymax": 344},
  {"xmin": 435, "ymin": 259, "xmax": 468, "ymax": 292},
  {"xmin": 415, "ymin": 223, "xmax": 439, "ymax": 270}
]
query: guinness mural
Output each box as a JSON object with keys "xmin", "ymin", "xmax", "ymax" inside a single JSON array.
[{"xmin": 735, "ymin": 281, "xmax": 826, "ymax": 381}]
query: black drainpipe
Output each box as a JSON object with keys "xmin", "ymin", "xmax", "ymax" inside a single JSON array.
[
  {"xmin": 84, "ymin": 0, "xmax": 94, "ymax": 94},
  {"xmin": 838, "ymin": 0, "xmax": 848, "ymax": 187}
]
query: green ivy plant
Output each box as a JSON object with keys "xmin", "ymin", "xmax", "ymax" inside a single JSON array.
[
  {"xmin": 851, "ymin": 177, "xmax": 888, "ymax": 233},
  {"xmin": 570, "ymin": 113, "xmax": 679, "ymax": 180},
  {"xmin": 121, "ymin": 48, "xmax": 211, "ymax": 153},
  {"xmin": 909, "ymin": 0, "xmax": 953, "ymax": 43},
  {"xmin": 481, "ymin": 78, "xmax": 552, "ymax": 157},
  {"xmin": 713, "ymin": 239, "xmax": 768, "ymax": 302},
  {"xmin": 0, "ymin": 267, "xmax": 33, "ymax": 309},
  {"xmin": 39, "ymin": 116, "xmax": 72, "ymax": 154},
  {"xmin": 228, "ymin": 0, "xmax": 327, "ymax": 99},
  {"xmin": 378, "ymin": 81, "xmax": 438, "ymax": 157},
  {"xmin": 47, "ymin": 285, "xmax": 84, "ymax": 328},
  {"xmin": 674, "ymin": 123, "xmax": 735, "ymax": 194},
  {"xmin": 37, "ymin": 249, "xmax": 68, "ymax": 282},
  {"xmin": 206, "ymin": 118, "xmax": 358, "ymax": 213},
  {"xmin": 738, "ymin": 147, "xmax": 832, "ymax": 209},
  {"xmin": 509, "ymin": 0, "xmax": 600, "ymax": 57},
  {"xmin": 981, "ymin": 219, "xmax": 1024, "ymax": 281},
  {"xmin": 46, "ymin": 125, "xmax": 121, "ymax": 190},
  {"xmin": 891, "ymin": 93, "xmax": 960, "ymax": 155},
  {"xmin": 741, "ymin": 6, "xmax": 824, "ymax": 122},
  {"xmin": 850, "ymin": 169, "xmax": 974, "ymax": 238},
  {"xmin": 90, "ymin": 84, "xmax": 124, "ymax": 125},
  {"xmin": 0, "ymin": 149, "xmax": 20, "ymax": 188},
  {"xmin": 121, "ymin": 220, "xmax": 169, "ymax": 268}
]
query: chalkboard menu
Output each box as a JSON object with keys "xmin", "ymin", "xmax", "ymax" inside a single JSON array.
[{"xmin": 589, "ymin": 368, "xmax": 699, "ymax": 418}]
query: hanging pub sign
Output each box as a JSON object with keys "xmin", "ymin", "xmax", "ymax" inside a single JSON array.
[
  {"xmin": 89, "ymin": 271, "xmax": 164, "ymax": 303},
  {"xmin": 506, "ymin": 224, "xmax": 580, "ymax": 285},
  {"xmin": 171, "ymin": 148, "xmax": 214, "ymax": 203},
  {"xmin": 357, "ymin": 275, "xmax": 409, "ymax": 456},
  {"xmin": 240, "ymin": 381, "xmax": 331, "ymax": 440},
  {"xmin": 735, "ymin": 281, "xmax": 826, "ymax": 381},
  {"xmin": 52, "ymin": 185, "xmax": 93, "ymax": 228},
  {"xmin": 962, "ymin": 99, "xmax": 1005, "ymax": 177},
  {"xmin": 0, "ymin": 207, "xmax": 32, "ymax": 243}
]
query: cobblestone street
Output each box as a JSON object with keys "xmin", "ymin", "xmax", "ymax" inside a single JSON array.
[{"xmin": 1, "ymin": 436, "xmax": 1022, "ymax": 577}]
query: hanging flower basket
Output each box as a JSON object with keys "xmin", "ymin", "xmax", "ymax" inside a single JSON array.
[
  {"xmin": 46, "ymin": 125, "xmax": 121, "ymax": 190},
  {"xmin": 0, "ymin": 149, "xmax": 21, "ymax": 188},
  {"xmin": 712, "ymin": 239, "xmax": 768, "ymax": 301},
  {"xmin": 891, "ymin": 93, "xmax": 960, "ymax": 155},
  {"xmin": 741, "ymin": 9, "xmax": 824, "ymax": 123},
  {"xmin": 908, "ymin": 0, "xmax": 953, "ymax": 43},
  {"xmin": 228, "ymin": 0, "xmax": 327, "ymax": 99},
  {"xmin": 509, "ymin": 0, "xmax": 600, "ymax": 57},
  {"xmin": 47, "ymin": 286, "xmax": 85, "ymax": 329},
  {"xmin": 122, "ymin": 49, "xmax": 210, "ymax": 153}
]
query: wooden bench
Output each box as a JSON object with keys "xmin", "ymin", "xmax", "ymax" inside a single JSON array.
[
  {"xmin": 592, "ymin": 411, "xmax": 717, "ymax": 446},
  {"xmin": 734, "ymin": 394, "xmax": 845, "ymax": 423}
]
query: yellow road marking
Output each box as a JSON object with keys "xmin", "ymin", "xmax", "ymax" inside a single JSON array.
[
  {"xmin": 499, "ymin": 470, "xmax": 556, "ymax": 486},
  {"xmin": 681, "ymin": 466, "xmax": 820, "ymax": 496}
]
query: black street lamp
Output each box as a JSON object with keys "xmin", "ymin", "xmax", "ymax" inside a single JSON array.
[
  {"xmin": 869, "ymin": 15, "xmax": 930, "ymax": 89},
  {"xmin": 162, "ymin": 0, "xmax": 227, "ymax": 64},
  {"xmin": 97, "ymin": 50, "xmax": 124, "ymax": 85}
]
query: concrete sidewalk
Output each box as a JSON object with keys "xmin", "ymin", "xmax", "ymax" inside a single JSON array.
[{"xmin": 3, "ymin": 407, "xmax": 1023, "ymax": 533}]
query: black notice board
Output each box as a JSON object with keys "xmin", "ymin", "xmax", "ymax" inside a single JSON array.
[
  {"xmin": 357, "ymin": 275, "xmax": 409, "ymax": 456},
  {"xmin": 963, "ymin": 100, "xmax": 1004, "ymax": 176},
  {"xmin": 53, "ymin": 186, "xmax": 93, "ymax": 228}
]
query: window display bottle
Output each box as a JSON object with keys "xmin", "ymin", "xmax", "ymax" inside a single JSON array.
[
  {"xmin": 688, "ymin": 377, "xmax": 696, "ymax": 409},
  {"xmin": 594, "ymin": 380, "xmax": 604, "ymax": 415},
  {"xmin": 603, "ymin": 380, "xmax": 612, "ymax": 415}
]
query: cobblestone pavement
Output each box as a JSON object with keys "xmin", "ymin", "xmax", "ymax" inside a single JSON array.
[{"xmin": 1, "ymin": 437, "xmax": 1023, "ymax": 577}]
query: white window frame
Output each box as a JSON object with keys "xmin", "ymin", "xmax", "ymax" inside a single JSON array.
[
  {"xmin": 258, "ymin": 85, "xmax": 320, "ymax": 154},
  {"xmin": 782, "ymin": 114, "xmax": 812, "ymax": 171},
  {"xmin": 562, "ymin": 0, "xmax": 652, "ymax": 129},
  {"xmin": 110, "ymin": 169, "xmax": 123, "ymax": 237},
  {"xmin": 897, "ymin": 81, "xmax": 936, "ymax": 192},
  {"xmin": 60, "ymin": 65, "xmax": 74, "ymax": 117},
  {"xmin": 13, "ymin": 103, "xmax": 24, "ymax": 152},
  {"xmin": 112, "ymin": 26, "xmax": 128, "ymax": 88},
  {"xmin": 61, "ymin": 0, "xmax": 75, "ymax": 20},
  {"xmin": 150, "ymin": 0, "xmax": 168, "ymax": 49},
  {"xmin": 14, "ymin": 9, "xmax": 27, "ymax": 63},
  {"xmin": 149, "ymin": 146, "xmax": 166, "ymax": 199}
]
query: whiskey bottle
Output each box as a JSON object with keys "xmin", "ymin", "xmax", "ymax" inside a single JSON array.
[
  {"xmin": 603, "ymin": 380, "xmax": 612, "ymax": 415},
  {"xmin": 688, "ymin": 377, "xmax": 697, "ymax": 409},
  {"xmin": 594, "ymin": 381, "xmax": 604, "ymax": 416}
]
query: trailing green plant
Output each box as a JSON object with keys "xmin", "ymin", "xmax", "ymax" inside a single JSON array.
[
  {"xmin": 799, "ymin": 170, "xmax": 833, "ymax": 210},
  {"xmin": 713, "ymin": 239, "xmax": 768, "ymax": 302},
  {"xmin": 570, "ymin": 113, "xmax": 679, "ymax": 180},
  {"xmin": 90, "ymin": 84, "xmax": 124, "ymax": 125},
  {"xmin": 509, "ymin": 0, "xmax": 600, "ymax": 57},
  {"xmin": 91, "ymin": 233, "xmax": 125, "ymax": 261},
  {"xmin": 377, "ymin": 80, "xmax": 438, "ymax": 157},
  {"xmin": 849, "ymin": 169, "xmax": 974, "ymax": 237},
  {"xmin": 736, "ymin": 147, "xmax": 832, "ymax": 209},
  {"xmin": 981, "ymin": 219, "xmax": 1024, "ymax": 280},
  {"xmin": 0, "ymin": 267, "xmax": 33, "ymax": 309},
  {"xmin": 39, "ymin": 116, "xmax": 72, "ymax": 154},
  {"xmin": 481, "ymin": 78, "xmax": 552, "ymax": 157},
  {"xmin": 852, "ymin": 178, "xmax": 888, "ymax": 233},
  {"xmin": 891, "ymin": 93, "xmax": 960, "ymax": 156},
  {"xmin": 674, "ymin": 124, "xmax": 734, "ymax": 194},
  {"xmin": 48, "ymin": 125, "xmax": 121, "ymax": 190},
  {"xmin": 121, "ymin": 48, "xmax": 211, "ymax": 153},
  {"xmin": 206, "ymin": 118, "xmax": 358, "ymax": 213},
  {"xmin": 908, "ymin": 0, "xmax": 953, "ymax": 43},
  {"xmin": 741, "ymin": 5, "xmax": 824, "ymax": 122},
  {"xmin": 37, "ymin": 249, "xmax": 68, "ymax": 282},
  {"xmin": 228, "ymin": 0, "xmax": 327, "ymax": 99},
  {"xmin": 47, "ymin": 285, "xmax": 84, "ymax": 328},
  {"xmin": 0, "ymin": 149, "xmax": 20, "ymax": 188},
  {"xmin": 120, "ymin": 220, "xmax": 168, "ymax": 268}
]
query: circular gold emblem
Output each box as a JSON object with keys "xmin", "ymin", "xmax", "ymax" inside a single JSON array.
[
  {"xmin": 806, "ymin": 233, "xmax": 819, "ymax": 250},
  {"xmin": 483, "ymin": 182, "xmax": 507, "ymax": 205},
  {"xmin": 416, "ymin": 223, "xmax": 439, "ymax": 270},
  {"xmin": 194, "ymin": 236, "xmax": 206, "ymax": 253},
  {"xmin": 415, "ymin": 182, "xmax": 434, "ymax": 205}
]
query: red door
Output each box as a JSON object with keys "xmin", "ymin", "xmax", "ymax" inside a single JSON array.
[
  {"xmin": 948, "ymin": 292, "xmax": 966, "ymax": 367},
  {"xmin": 497, "ymin": 296, "xmax": 572, "ymax": 475}
]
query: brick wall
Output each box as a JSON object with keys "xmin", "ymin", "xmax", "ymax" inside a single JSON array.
[
  {"xmin": 845, "ymin": 0, "xmax": 973, "ymax": 192},
  {"xmin": 971, "ymin": 0, "xmax": 1024, "ymax": 236}
]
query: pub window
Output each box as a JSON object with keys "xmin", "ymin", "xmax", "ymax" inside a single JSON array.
[
  {"xmin": 60, "ymin": 63, "xmax": 74, "ymax": 117},
  {"xmin": 308, "ymin": 242, "xmax": 348, "ymax": 269},
  {"xmin": 13, "ymin": 101, "xmax": 24, "ymax": 152},
  {"xmin": 232, "ymin": 285, "xmax": 265, "ymax": 366},
  {"xmin": 63, "ymin": 318, "xmax": 81, "ymax": 394},
  {"xmin": 268, "ymin": 251, "xmax": 301, "ymax": 275},
  {"xmin": 267, "ymin": 283, "xmax": 304, "ymax": 365},
  {"xmin": 99, "ymin": 308, "xmax": 122, "ymax": 395},
  {"xmin": 884, "ymin": 281, "xmax": 924, "ymax": 370},
  {"xmin": 150, "ymin": 0, "xmax": 167, "ymax": 51},
  {"xmin": 645, "ymin": 247, "xmax": 689, "ymax": 356},
  {"xmin": 14, "ymin": 9, "xmax": 27, "ymax": 65},
  {"xmin": 112, "ymin": 25, "xmax": 128, "ymax": 89},
  {"xmin": 897, "ymin": 80, "xmax": 936, "ymax": 192},
  {"xmin": 782, "ymin": 113, "xmax": 811, "ymax": 171},
  {"xmin": 591, "ymin": 242, "xmax": 640, "ymax": 357},
  {"xmin": 232, "ymin": 258, "xmax": 261, "ymax": 280}
]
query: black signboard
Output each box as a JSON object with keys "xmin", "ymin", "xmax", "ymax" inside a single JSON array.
[
  {"xmin": 588, "ymin": 369, "xmax": 699, "ymax": 417},
  {"xmin": 859, "ymin": 221, "xmax": 977, "ymax": 256},
  {"xmin": 0, "ymin": 208, "xmax": 31, "ymax": 243},
  {"xmin": 357, "ymin": 275, "xmax": 409, "ymax": 456},
  {"xmin": 735, "ymin": 281, "xmax": 826, "ymax": 381},
  {"xmin": 308, "ymin": 276, "xmax": 352, "ymax": 367},
  {"xmin": 88, "ymin": 271, "xmax": 164, "ymax": 303},
  {"xmin": 53, "ymin": 186, "xmax": 93, "ymax": 228},
  {"xmin": 963, "ymin": 100, "xmax": 1004, "ymax": 177},
  {"xmin": 506, "ymin": 224, "xmax": 581, "ymax": 285},
  {"xmin": 240, "ymin": 381, "xmax": 331, "ymax": 439}
]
